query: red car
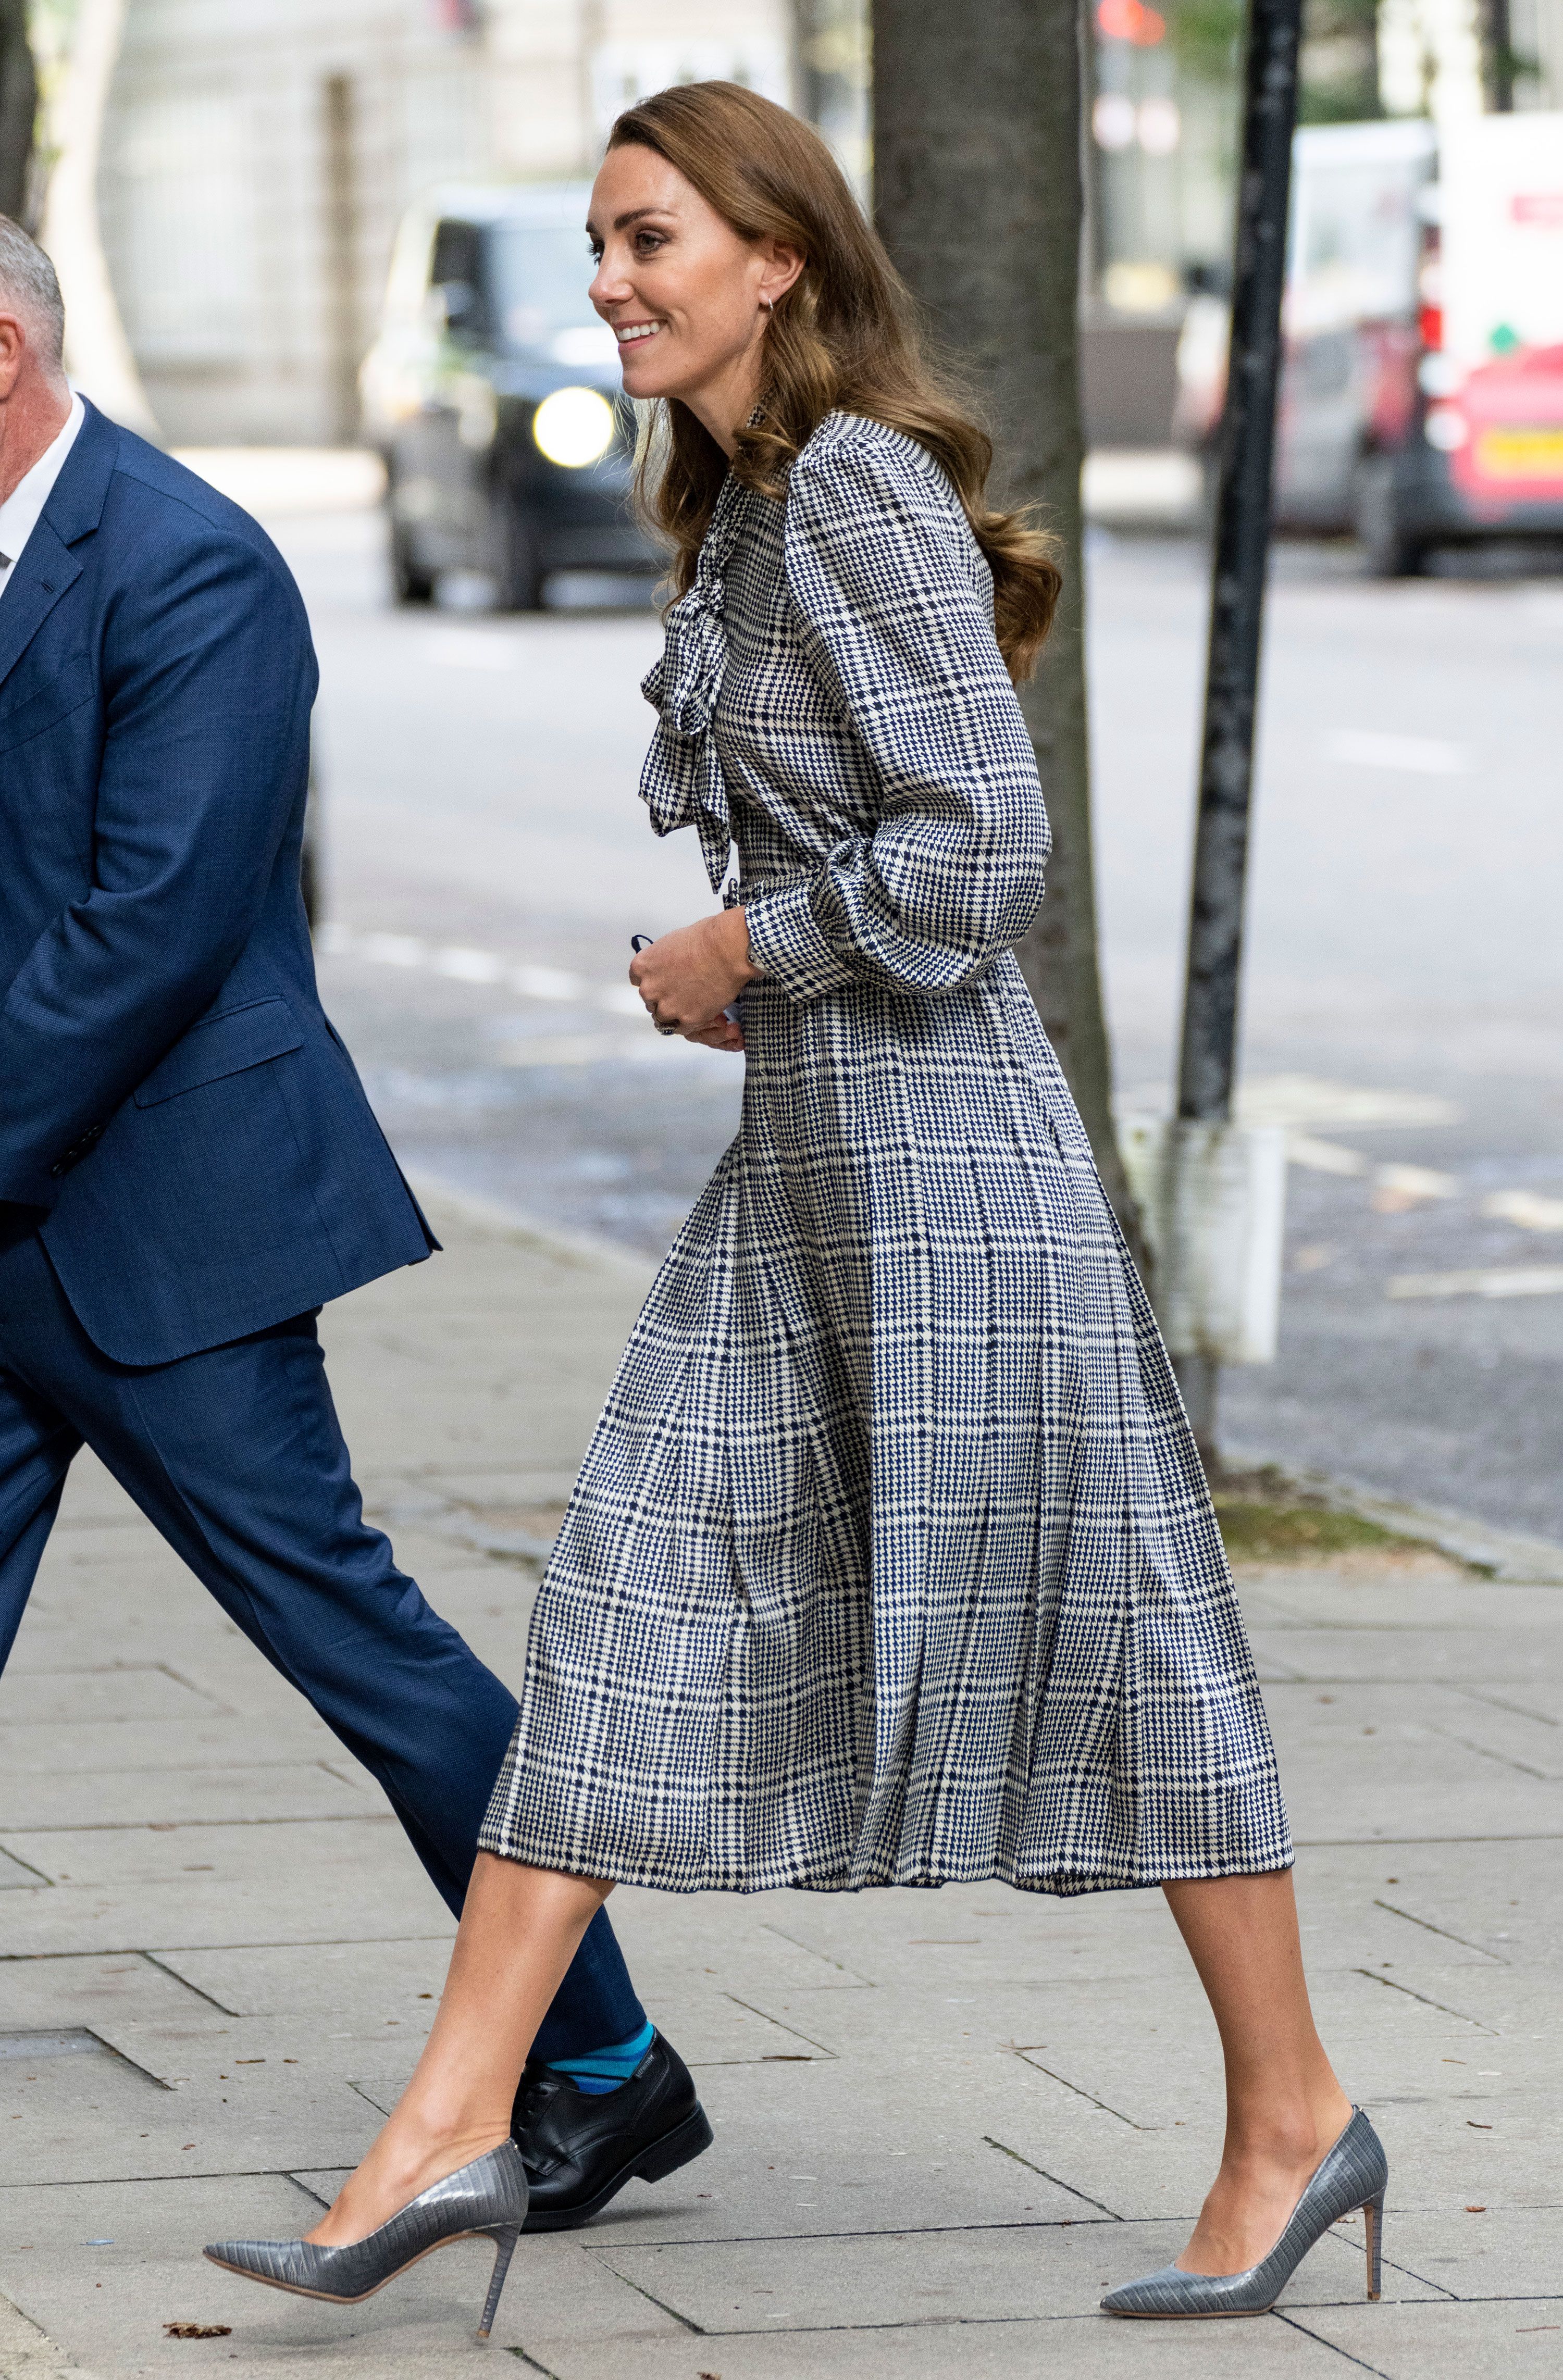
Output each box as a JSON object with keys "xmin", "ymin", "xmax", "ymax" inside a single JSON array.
[{"xmin": 1176, "ymin": 114, "xmax": 1563, "ymax": 574}]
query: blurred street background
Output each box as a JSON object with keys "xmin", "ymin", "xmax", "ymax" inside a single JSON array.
[
  {"xmin": 4, "ymin": 7, "xmax": 1563, "ymax": 2379},
  {"xmin": 14, "ymin": 0, "xmax": 1563, "ymax": 1537}
]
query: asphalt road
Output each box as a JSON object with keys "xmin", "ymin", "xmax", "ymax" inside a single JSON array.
[{"xmin": 274, "ymin": 509, "xmax": 1563, "ymax": 1547}]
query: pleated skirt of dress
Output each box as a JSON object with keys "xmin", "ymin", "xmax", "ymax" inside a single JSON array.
[{"xmin": 479, "ymin": 952, "xmax": 1293, "ymax": 1896}]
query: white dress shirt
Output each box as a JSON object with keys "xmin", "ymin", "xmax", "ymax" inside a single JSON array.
[{"xmin": 0, "ymin": 392, "xmax": 86, "ymax": 607}]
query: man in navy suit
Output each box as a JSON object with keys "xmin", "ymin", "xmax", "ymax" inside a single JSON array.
[{"xmin": 0, "ymin": 219, "xmax": 708, "ymax": 2222}]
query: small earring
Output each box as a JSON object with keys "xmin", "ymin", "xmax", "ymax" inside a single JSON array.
[{"xmin": 762, "ymin": 296, "xmax": 773, "ymax": 312}]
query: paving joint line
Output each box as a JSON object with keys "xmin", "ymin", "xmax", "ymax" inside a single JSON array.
[
  {"xmin": 716, "ymin": 1991, "xmax": 839, "ymax": 2059},
  {"xmin": 1007, "ymin": 2053, "xmax": 1150, "ymax": 2127},
  {"xmin": 1273, "ymin": 2309, "xmax": 1396, "ymax": 2373},
  {"xmin": 1351, "ymin": 1968, "xmax": 1499, "ymax": 2032},
  {"xmin": 1371, "ymin": 1898, "xmax": 1509, "ymax": 1961},
  {"xmin": 0, "ymin": 1934, "xmax": 453, "ymax": 1963},
  {"xmin": 586, "ymin": 2255, "xmax": 703, "ymax": 2334},
  {"xmin": 1293, "ymin": 1831, "xmax": 1563, "ymax": 1846},
  {"xmin": 1425, "ymin": 1725, "xmax": 1551, "ymax": 1781},
  {"xmin": 982, "ymin": 2135, "xmax": 1122, "ymax": 2217},
  {"xmin": 1457, "ymin": 1687, "xmax": 1559, "ymax": 1729},
  {"xmin": 4, "ymin": 1812, "xmax": 395, "ymax": 1835}
]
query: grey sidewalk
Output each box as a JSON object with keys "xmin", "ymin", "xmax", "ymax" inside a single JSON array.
[{"xmin": 2, "ymin": 1190, "xmax": 1560, "ymax": 2379}]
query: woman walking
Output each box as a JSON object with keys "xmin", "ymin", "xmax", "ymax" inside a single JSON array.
[{"xmin": 206, "ymin": 81, "xmax": 1385, "ymax": 2331}]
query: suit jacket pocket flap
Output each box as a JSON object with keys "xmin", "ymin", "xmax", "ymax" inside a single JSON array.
[
  {"xmin": 133, "ymin": 998, "xmax": 304, "ymax": 1107},
  {"xmin": 0, "ymin": 652, "xmax": 94, "ymax": 755}
]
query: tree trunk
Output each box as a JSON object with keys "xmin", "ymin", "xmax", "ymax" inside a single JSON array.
[
  {"xmin": 0, "ymin": 0, "xmax": 36, "ymax": 223},
  {"xmin": 871, "ymin": 0, "xmax": 1150, "ymax": 1280},
  {"xmin": 39, "ymin": 0, "xmax": 158, "ymax": 438}
]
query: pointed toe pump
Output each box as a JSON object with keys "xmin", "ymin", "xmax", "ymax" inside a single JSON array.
[
  {"xmin": 1101, "ymin": 2107, "xmax": 1388, "ymax": 2320},
  {"xmin": 204, "ymin": 2140, "xmax": 528, "ymax": 2340}
]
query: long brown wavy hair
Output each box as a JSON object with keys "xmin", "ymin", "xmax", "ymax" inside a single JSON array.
[{"xmin": 608, "ymin": 81, "xmax": 1061, "ymax": 683}]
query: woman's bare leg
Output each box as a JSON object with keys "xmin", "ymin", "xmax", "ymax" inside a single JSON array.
[
  {"xmin": 1163, "ymin": 1869, "xmax": 1354, "ymax": 2275},
  {"xmin": 306, "ymin": 1854, "xmax": 613, "ymax": 2246}
]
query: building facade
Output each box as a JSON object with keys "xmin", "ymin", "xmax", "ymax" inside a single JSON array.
[{"xmin": 100, "ymin": 0, "xmax": 792, "ymax": 445}]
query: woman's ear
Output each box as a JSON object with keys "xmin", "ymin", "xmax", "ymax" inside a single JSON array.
[{"xmin": 758, "ymin": 240, "xmax": 807, "ymax": 310}]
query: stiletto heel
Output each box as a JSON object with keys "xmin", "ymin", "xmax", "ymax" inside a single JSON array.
[
  {"xmin": 1101, "ymin": 2107, "xmax": 1389, "ymax": 2319},
  {"xmin": 477, "ymin": 2226, "xmax": 519, "ymax": 2340},
  {"xmin": 205, "ymin": 2141, "xmax": 528, "ymax": 2334},
  {"xmin": 1363, "ymin": 2188, "xmax": 1384, "ymax": 2301}
]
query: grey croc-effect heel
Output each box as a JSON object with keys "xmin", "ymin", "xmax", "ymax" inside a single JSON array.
[
  {"xmin": 1101, "ymin": 2107, "xmax": 1388, "ymax": 2319},
  {"xmin": 205, "ymin": 2140, "xmax": 528, "ymax": 2340}
]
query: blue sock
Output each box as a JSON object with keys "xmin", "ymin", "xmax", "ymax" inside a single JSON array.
[{"xmin": 546, "ymin": 2018, "xmax": 655, "ymax": 2095}]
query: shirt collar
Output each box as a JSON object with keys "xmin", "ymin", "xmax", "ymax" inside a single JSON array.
[{"xmin": 0, "ymin": 392, "xmax": 88, "ymax": 586}]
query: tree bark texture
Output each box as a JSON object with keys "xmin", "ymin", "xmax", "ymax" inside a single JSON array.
[
  {"xmin": 39, "ymin": 0, "xmax": 159, "ymax": 437},
  {"xmin": 871, "ymin": 0, "xmax": 1149, "ymax": 1277},
  {"xmin": 0, "ymin": 0, "xmax": 36, "ymax": 223}
]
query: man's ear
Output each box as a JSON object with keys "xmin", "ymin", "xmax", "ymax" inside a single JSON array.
[{"xmin": 0, "ymin": 314, "xmax": 26, "ymax": 399}]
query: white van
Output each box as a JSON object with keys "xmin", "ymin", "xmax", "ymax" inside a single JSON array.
[{"xmin": 1176, "ymin": 114, "xmax": 1563, "ymax": 572}]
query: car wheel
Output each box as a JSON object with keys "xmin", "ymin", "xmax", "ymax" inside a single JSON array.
[
  {"xmin": 492, "ymin": 498, "xmax": 546, "ymax": 613},
  {"xmin": 389, "ymin": 521, "xmax": 437, "ymax": 605},
  {"xmin": 1354, "ymin": 455, "xmax": 1425, "ymax": 579}
]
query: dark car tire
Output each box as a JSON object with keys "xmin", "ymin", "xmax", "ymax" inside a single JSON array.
[
  {"xmin": 492, "ymin": 496, "xmax": 547, "ymax": 612},
  {"xmin": 390, "ymin": 521, "xmax": 437, "ymax": 605},
  {"xmin": 1354, "ymin": 455, "xmax": 1426, "ymax": 579}
]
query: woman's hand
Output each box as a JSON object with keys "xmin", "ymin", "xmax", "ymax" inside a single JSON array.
[{"xmin": 630, "ymin": 908, "xmax": 758, "ymax": 1052}]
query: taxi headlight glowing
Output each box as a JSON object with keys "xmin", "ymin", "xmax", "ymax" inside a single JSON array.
[{"xmin": 532, "ymin": 386, "xmax": 615, "ymax": 468}]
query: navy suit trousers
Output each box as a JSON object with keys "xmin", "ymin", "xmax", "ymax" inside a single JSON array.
[{"xmin": 0, "ymin": 1222, "xmax": 640, "ymax": 2062}]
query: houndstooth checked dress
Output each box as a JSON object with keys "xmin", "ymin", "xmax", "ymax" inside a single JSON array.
[{"xmin": 480, "ymin": 410, "xmax": 1293, "ymax": 1897}]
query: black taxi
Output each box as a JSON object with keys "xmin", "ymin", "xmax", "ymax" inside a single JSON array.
[{"xmin": 360, "ymin": 183, "xmax": 659, "ymax": 609}]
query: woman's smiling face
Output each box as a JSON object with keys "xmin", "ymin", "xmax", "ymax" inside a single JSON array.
[{"xmin": 586, "ymin": 143, "xmax": 801, "ymax": 435}]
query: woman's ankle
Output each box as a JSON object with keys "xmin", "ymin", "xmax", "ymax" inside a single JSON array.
[{"xmin": 1222, "ymin": 2088, "xmax": 1353, "ymax": 2176}]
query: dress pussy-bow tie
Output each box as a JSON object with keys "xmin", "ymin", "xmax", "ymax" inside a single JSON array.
[{"xmin": 639, "ymin": 473, "xmax": 744, "ymax": 891}]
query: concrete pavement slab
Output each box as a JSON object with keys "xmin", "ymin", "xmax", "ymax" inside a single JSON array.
[
  {"xmin": 0, "ymin": 1821, "xmax": 405, "ymax": 1895},
  {"xmin": 1294, "ymin": 2298, "xmax": 1563, "ymax": 2375},
  {"xmin": 510, "ymin": 2313, "xmax": 1347, "ymax": 2378},
  {"xmin": 0, "ymin": 1717, "xmax": 342, "ymax": 1779},
  {"xmin": 148, "ymin": 1940, "xmax": 452, "ymax": 2022},
  {"xmin": 2, "ymin": 1194, "xmax": 1557, "ymax": 2377},
  {"xmin": 1262, "ymin": 1679, "xmax": 1563, "ymax": 1841},
  {"xmin": 0, "ymin": 1768, "xmax": 376, "ymax": 1835},
  {"xmin": 0, "ymin": 1954, "xmax": 240, "ymax": 2034},
  {"xmin": 587, "ymin": 2212, "xmax": 1421, "ymax": 2334},
  {"xmin": 0, "ymin": 1675, "xmax": 227, "ymax": 1733}
]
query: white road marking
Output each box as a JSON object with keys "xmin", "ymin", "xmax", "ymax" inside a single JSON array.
[
  {"xmin": 1482, "ymin": 1189, "xmax": 1563, "ymax": 1232},
  {"xmin": 1372, "ymin": 1163, "xmax": 1459, "ymax": 1207},
  {"xmin": 1239, "ymin": 1076, "xmax": 1461, "ymax": 1131},
  {"xmin": 320, "ymin": 924, "xmax": 617, "ymax": 1014},
  {"xmin": 356, "ymin": 932, "xmax": 425, "ymax": 968},
  {"xmin": 494, "ymin": 1035, "xmax": 635, "ymax": 1068},
  {"xmin": 420, "ymin": 630, "xmax": 517, "ymax": 671},
  {"xmin": 1286, "ymin": 1135, "xmax": 1369, "ymax": 1177},
  {"xmin": 494, "ymin": 1032, "xmax": 708, "ymax": 1068},
  {"xmin": 510, "ymin": 963, "xmax": 586, "ymax": 1002},
  {"xmin": 1386, "ymin": 1267, "xmax": 1563, "ymax": 1301},
  {"xmin": 433, "ymin": 946, "xmax": 508, "ymax": 984},
  {"xmin": 1325, "ymin": 730, "xmax": 1470, "ymax": 776}
]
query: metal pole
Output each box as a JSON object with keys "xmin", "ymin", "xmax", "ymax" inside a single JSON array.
[
  {"xmin": 1171, "ymin": 0, "xmax": 1302, "ymax": 1463},
  {"xmin": 1481, "ymin": 0, "xmax": 1516, "ymax": 111}
]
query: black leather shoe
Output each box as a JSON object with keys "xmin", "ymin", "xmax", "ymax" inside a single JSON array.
[{"xmin": 512, "ymin": 2028, "xmax": 713, "ymax": 2231}]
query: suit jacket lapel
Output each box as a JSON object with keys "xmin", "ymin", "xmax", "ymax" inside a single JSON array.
[
  {"xmin": 0, "ymin": 520, "xmax": 82, "ymax": 696},
  {"xmin": 0, "ymin": 401, "xmax": 115, "ymax": 695}
]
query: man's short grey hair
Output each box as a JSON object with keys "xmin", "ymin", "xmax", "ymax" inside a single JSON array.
[{"xmin": 0, "ymin": 216, "xmax": 66, "ymax": 370}]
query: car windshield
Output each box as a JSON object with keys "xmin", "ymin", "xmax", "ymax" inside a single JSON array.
[
  {"xmin": 487, "ymin": 224, "xmax": 616, "ymax": 363},
  {"xmin": 1292, "ymin": 159, "xmax": 1424, "ymax": 333}
]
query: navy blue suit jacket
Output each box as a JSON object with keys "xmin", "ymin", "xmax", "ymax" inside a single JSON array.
[{"xmin": 0, "ymin": 401, "xmax": 433, "ymax": 1364}]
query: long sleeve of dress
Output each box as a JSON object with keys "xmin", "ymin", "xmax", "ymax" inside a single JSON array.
[{"xmin": 741, "ymin": 421, "xmax": 1050, "ymax": 1003}]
